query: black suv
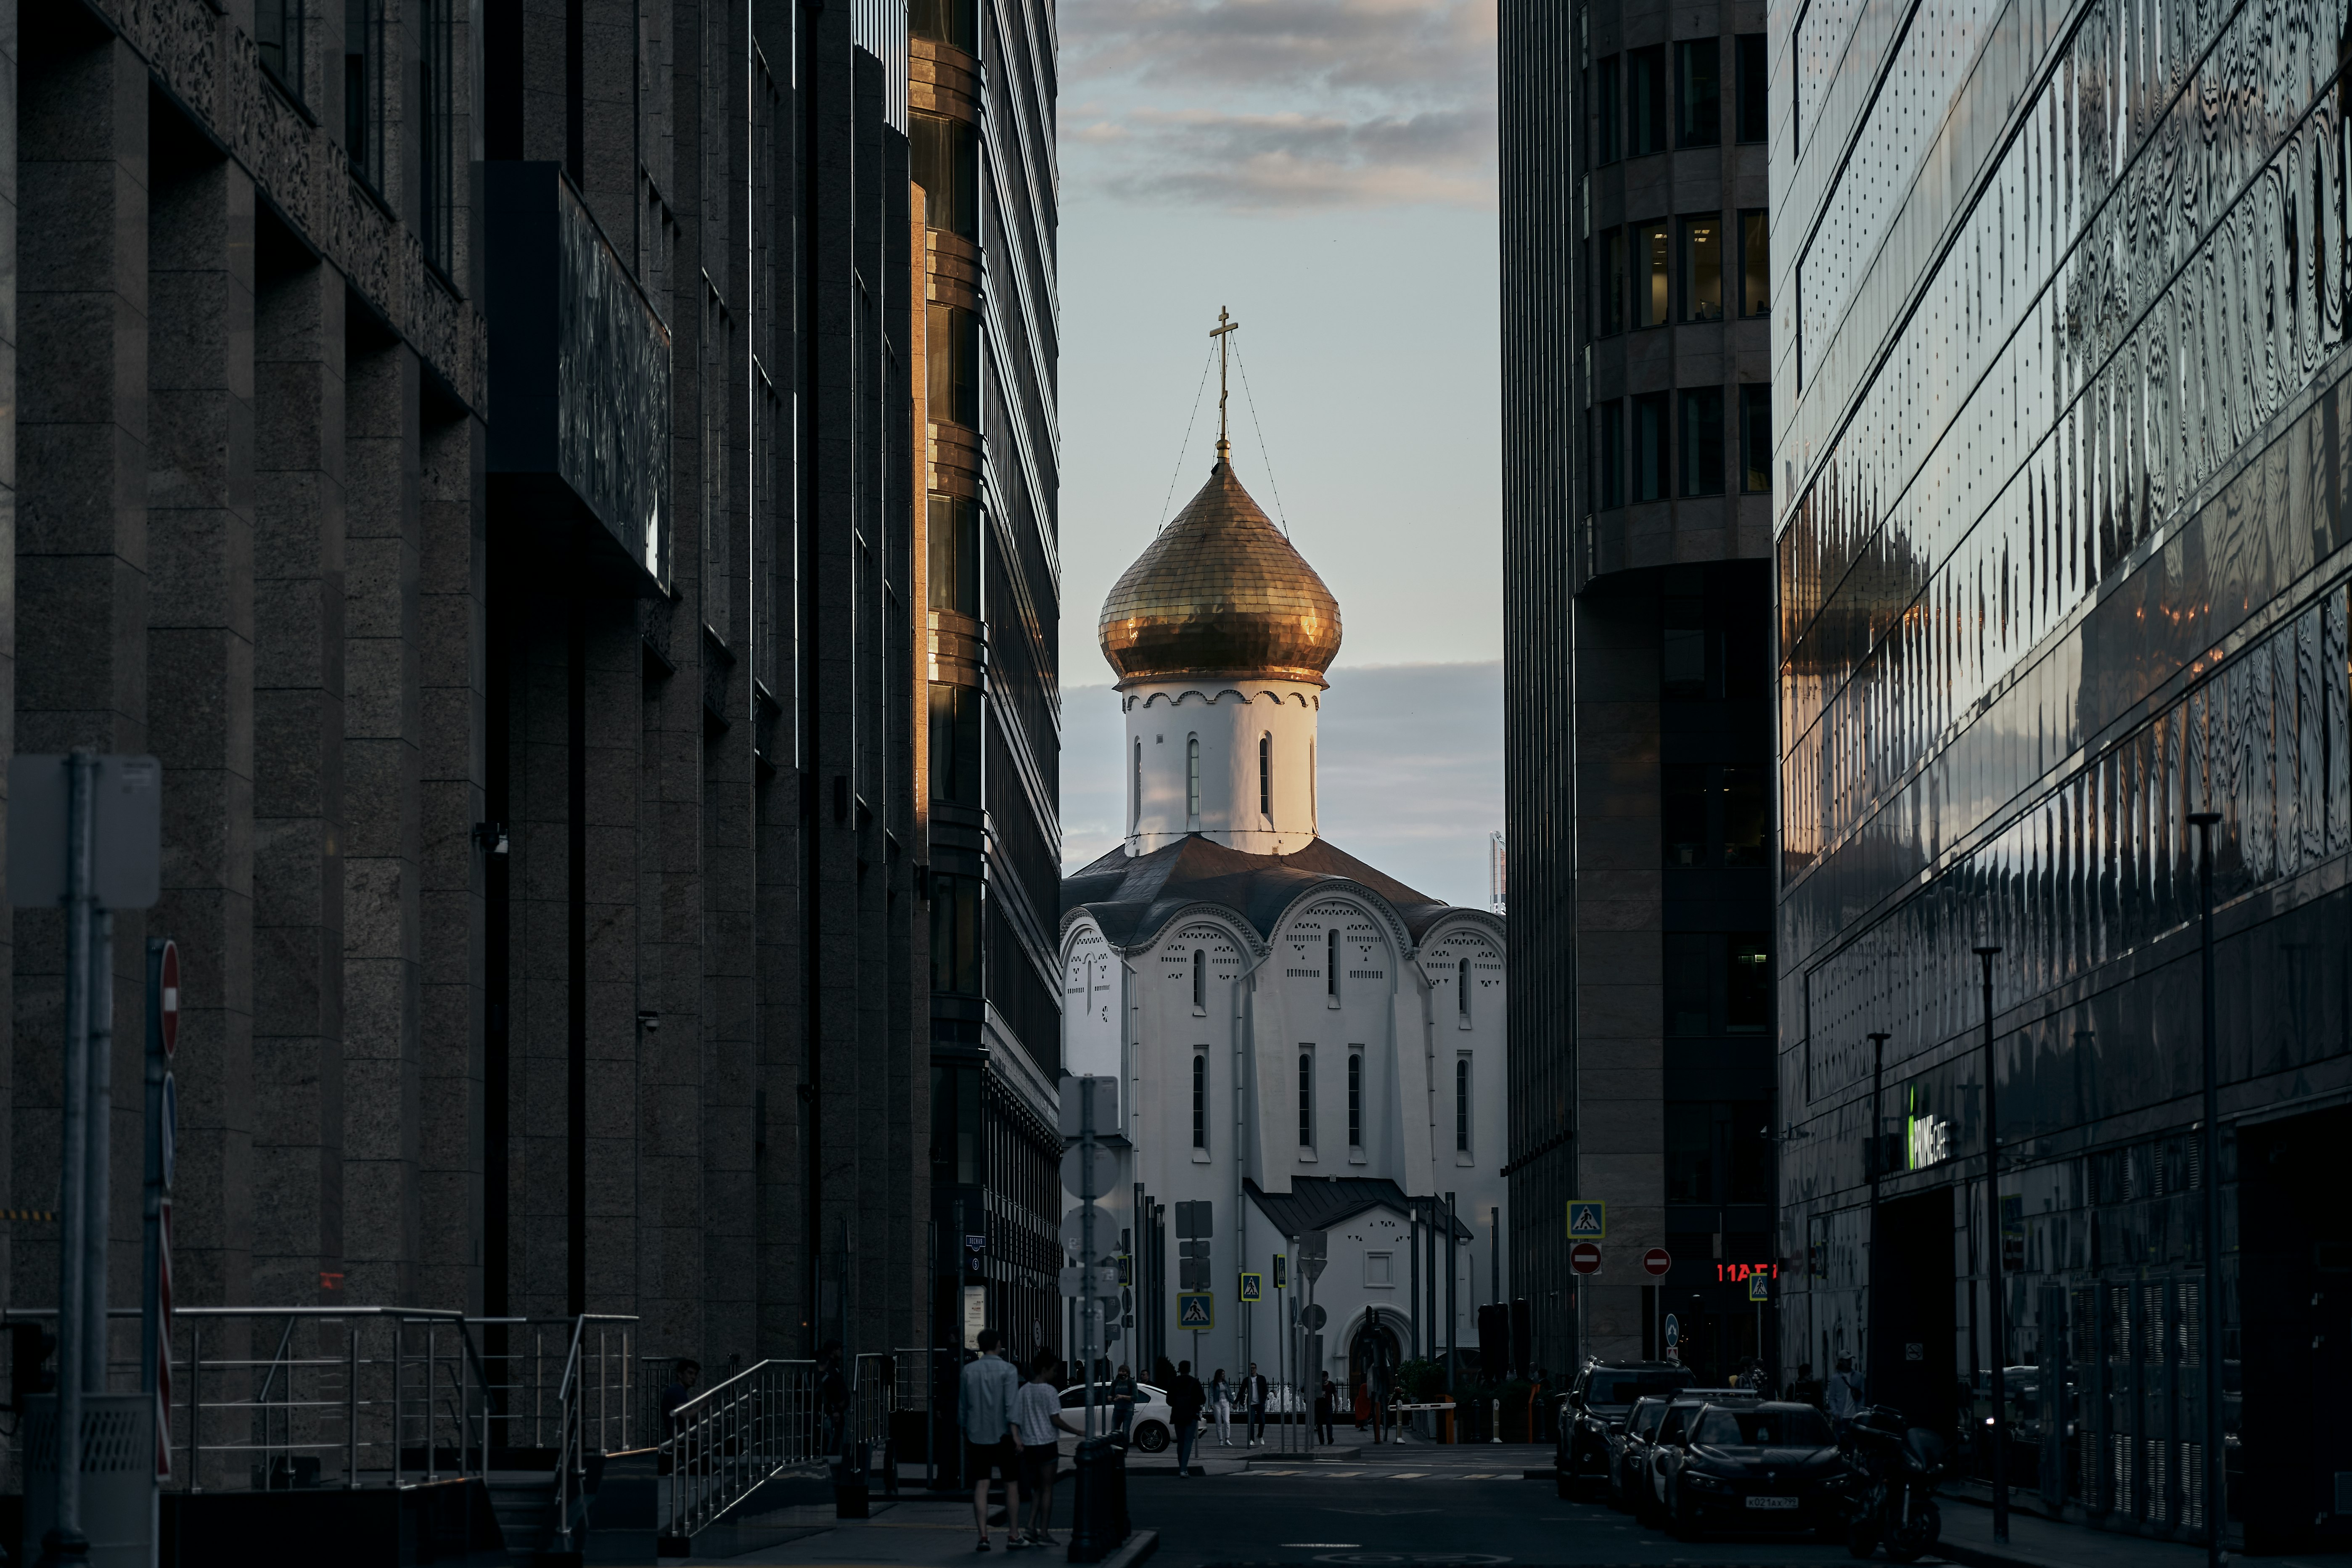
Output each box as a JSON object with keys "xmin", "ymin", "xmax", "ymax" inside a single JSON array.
[{"xmin": 1555, "ymin": 1360, "xmax": 1696, "ymax": 1499}]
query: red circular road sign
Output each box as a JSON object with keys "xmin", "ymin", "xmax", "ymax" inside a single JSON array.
[
  {"xmin": 159, "ymin": 941, "xmax": 180, "ymax": 1055},
  {"xmin": 1570, "ymin": 1241, "xmax": 1602, "ymax": 1275},
  {"xmin": 1643, "ymin": 1247, "xmax": 1673, "ymax": 1277}
]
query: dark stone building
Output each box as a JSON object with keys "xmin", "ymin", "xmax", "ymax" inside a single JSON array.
[
  {"xmin": 0, "ymin": 0, "xmax": 1056, "ymax": 1449},
  {"xmin": 1773, "ymin": 0, "xmax": 2352, "ymax": 1547},
  {"xmin": 1500, "ymin": 0, "xmax": 1777, "ymax": 1378}
]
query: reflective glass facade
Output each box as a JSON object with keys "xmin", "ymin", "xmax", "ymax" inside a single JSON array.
[{"xmin": 1775, "ymin": 0, "xmax": 2352, "ymax": 1545}]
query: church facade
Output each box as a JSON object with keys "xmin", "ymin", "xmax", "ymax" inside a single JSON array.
[{"xmin": 1059, "ymin": 429, "xmax": 1509, "ymax": 1396}]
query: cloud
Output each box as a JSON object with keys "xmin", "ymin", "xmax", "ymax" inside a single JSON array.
[{"xmin": 1062, "ymin": 0, "xmax": 1497, "ymax": 212}]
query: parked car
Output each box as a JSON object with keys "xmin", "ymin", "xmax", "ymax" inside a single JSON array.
[
  {"xmin": 1635, "ymin": 1391, "xmax": 1759, "ymax": 1526},
  {"xmin": 1657, "ymin": 1401, "xmax": 1847, "ymax": 1539},
  {"xmin": 1555, "ymin": 1360, "xmax": 1696, "ymax": 1499},
  {"xmin": 1606, "ymin": 1396, "xmax": 1672, "ymax": 1511},
  {"xmin": 1054, "ymin": 1381, "xmax": 1183, "ymax": 1453}
]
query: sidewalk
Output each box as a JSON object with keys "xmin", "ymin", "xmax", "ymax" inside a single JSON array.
[
  {"xmin": 1933, "ymin": 1490, "xmax": 2352, "ymax": 1568},
  {"xmin": 641, "ymin": 1494, "xmax": 1158, "ymax": 1568}
]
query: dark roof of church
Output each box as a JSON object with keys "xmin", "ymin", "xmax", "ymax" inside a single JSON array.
[
  {"xmin": 1059, "ymin": 834, "xmax": 1460, "ymax": 952},
  {"xmin": 1245, "ymin": 1176, "xmax": 1475, "ymax": 1240}
]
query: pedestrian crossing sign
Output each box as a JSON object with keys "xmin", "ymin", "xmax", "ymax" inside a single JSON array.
[
  {"xmin": 1566, "ymin": 1200, "xmax": 1606, "ymax": 1240},
  {"xmin": 1273, "ymin": 1254, "xmax": 1288, "ymax": 1290},
  {"xmin": 1748, "ymin": 1272, "xmax": 1770, "ymax": 1303},
  {"xmin": 1179, "ymin": 1291, "xmax": 1215, "ymax": 1330},
  {"xmin": 1240, "ymin": 1272, "xmax": 1263, "ymax": 1302}
]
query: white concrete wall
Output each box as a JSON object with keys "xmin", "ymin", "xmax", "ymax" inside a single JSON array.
[{"xmin": 1124, "ymin": 680, "xmax": 1323, "ymax": 854}]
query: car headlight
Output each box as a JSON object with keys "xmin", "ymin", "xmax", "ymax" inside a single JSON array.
[{"xmin": 1684, "ymin": 1471, "xmax": 1730, "ymax": 1491}]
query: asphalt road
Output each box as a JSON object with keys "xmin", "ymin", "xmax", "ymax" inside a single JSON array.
[{"xmin": 1131, "ymin": 1460, "xmax": 1860, "ymax": 1568}]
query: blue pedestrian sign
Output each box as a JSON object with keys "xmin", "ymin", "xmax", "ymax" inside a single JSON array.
[
  {"xmin": 1239, "ymin": 1272, "xmax": 1262, "ymax": 1302},
  {"xmin": 1178, "ymin": 1291, "xmax": 1215, "ymax": 1330},
  {"xmin": 1566, "ymin": 1200, "xmax": 1606, "ymax": 1240}
]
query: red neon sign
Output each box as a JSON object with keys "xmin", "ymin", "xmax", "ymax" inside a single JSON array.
[{"xmin": 1713, "ymin": 1262, "xmax": 1781, "ymax": 1283}]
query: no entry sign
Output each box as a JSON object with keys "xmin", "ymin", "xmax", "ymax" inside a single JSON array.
[
  {"xmin": 1643, "ymin": 1247, "xmax": 1672, "ymax": 1277},
  {"xmin": 1570, "ymin": 1241, "xmax": 1602, "ymax": 1275}
]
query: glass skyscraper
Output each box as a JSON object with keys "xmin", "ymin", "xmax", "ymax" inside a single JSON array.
[{"xmin": 1775, "ymin": 0, "xmax": 2352, "ymax": 1546}]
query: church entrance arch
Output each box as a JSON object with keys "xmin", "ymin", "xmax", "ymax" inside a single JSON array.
[{"xmin": 1347, "ymin": 1308, "xmax": 1405, "ymax": 1402}]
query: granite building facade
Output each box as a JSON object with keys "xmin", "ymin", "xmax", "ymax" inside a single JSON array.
[
  {"xmin": 1774, "ymin": 0, "xmax": 2352, "ymax": 1546},
  {"xmin": 1500, "ymin": 0, "xmax": 1778, "ymax": 1382},
  {"xmin": 0, "ymin": 0, "xmax": 1058, "ymax": 1438}
]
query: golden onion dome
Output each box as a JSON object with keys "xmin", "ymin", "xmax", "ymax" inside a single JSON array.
[{"xmin": 1099, "ymin": 457, "xmax": 1342, "ymax": 687}]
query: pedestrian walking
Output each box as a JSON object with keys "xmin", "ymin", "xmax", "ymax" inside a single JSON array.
[
  {"xmin": 1168, "ymin": 1360, "xmax": 1207, "ymax": 1476},
  {"xmin": 960, "ymin": 1330, "xmax": 1024, "ymax": 1552},
  {"xmin": 1314, "ymin": 1375, "xmax": 1336, "ymax": 1444},
  {"xmin": 817, "ymin": 1342, "xmax": 851, "ymax": 1459},
  {"xmin": 1111, "ymin": 1364, "xmax": 1137, "ymax": 1444},
  {"xmin": 1244, "ymin": 1363, "xmax": 1269, "ymax": 1445},
  {"xmin": 1351, "ymin": 1379, "xmax": 1371, "ymax": 1433},
  {"xmin": 1786, "ymin": 1362, "xmax": 1824, "ymax": 1409},
  {"xmin": 1211, "ymin": 1369, "xmax": 1234, "ymax": 1445},
  {"xmin": 1824, "ymin": 1354, "xmax": 1860, "ymax": 1436},
  {"xmin": 1013, "ymin": 1353, "xmax": 1064, "ymax": 1547}
]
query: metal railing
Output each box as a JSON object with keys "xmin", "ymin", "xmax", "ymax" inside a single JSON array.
[
  {"xmin": 661, "ymin": 1359, "xmax": 824, "ymax": 1543},
  {"xmin": 547, "ymin": 1314, "xmax": 640, "ymax": 1555},
  {"xmin": 475, "ymin": 1316, "xmax": 640, "ymax": 1455}
]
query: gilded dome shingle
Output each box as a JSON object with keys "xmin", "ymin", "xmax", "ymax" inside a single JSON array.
[{"xmin": 1098, "ymin": 460, "xmax": 1342, "ymax": 687}]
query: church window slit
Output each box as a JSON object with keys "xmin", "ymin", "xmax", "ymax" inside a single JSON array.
[
  {"xmin": 1259, "ymin": 733, "xmax": 1272, "ymax": 817},
  {"xmin": 1187, "ymin": 735, "xmax": 1201, "ymax": 820},
  {"xmin": 1192, "ymin": 1055, "xmax": 1208, "ymax": 1150},
  {"xmin": 1455, "ymin": 1056, "xmax": 1473, "ymax": 1154},
  {"xmin": 1326, "ymin": 929, "xmax": 1340, "ymax": 1000},
  {"xmin": 1347, "ymin": 1052, "xmax": 1363, "ymax": 1147},
  {"xmin": 1299, "ymin": 1051, "xmax": 1315, "ymax": 1147},
  {"xmin": 1458, "ymin": 957, "xmax": 1472, "ymax": 1023},
  {"xmin": 1192, "ymin": 949, "xmax": 1206, "ymax": 1013}
]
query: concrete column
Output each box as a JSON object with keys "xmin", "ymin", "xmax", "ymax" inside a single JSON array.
[
  {"xmin": 342, "ymin": 338, "xmax": 423, "ymax": 1306},
  {"xmin": 0, "ymin": 0, "xmax": 22, "ymax": 1306},
  {"xmin": 15, "ymin": 24, "xmax": 149, "ymax": 1322},
  {"xmin": 251, "ymin": 255, "xmax": 346, "ymax": 1306},
  {"xmin": 145, "ymin": 140, "xmax": 257, "ymax": 1309},
  {"xmin": 582, "ymin": 603, "xmax": 639, "ymax": 1323},
  {"xmin": 417, "ymin": 409, "xmax": 486, "ymax": 1314}
]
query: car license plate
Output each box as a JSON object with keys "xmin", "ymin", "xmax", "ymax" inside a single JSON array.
[{"xmin": 1744, "ymin": 1495, "xmax": 1799, "ymax": 1510}]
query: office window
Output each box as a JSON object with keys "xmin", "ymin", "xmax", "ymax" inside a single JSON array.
[
  {"xmin": 1299, "ymin": 1051, "xmax": 1315, "ymax": 1146},
  {"xmin": 1724, "ymin": 767, "xmax": 1767, "ymax": 866},
  {"xmin": 911, "ymin": 113, "xmax": 981, "ymax": 240},
  {"xmin": 1739, "ymin": 211, "xmax": 1771, "ymax": 318},
  {"xmin": 1193, "ymin": 949, "xmax": 1206, "ymax": 1012},
  {"xmin": 1739, "ymin": 383, "xmax": 1773, "ymax": 493},
  {"xmin": 1736, "ymin": 34, "xmax": 1769, "ymax": 142},
  {"xmin": 1682, "ymin": 219, "xmax": 1723, "ymax": 322},
  {"xmin": 912, "ymin": 0, "xmax": 979, "ymax": 49},
  {"xmin": 347, "ymin": 1, "xmax": 384, "ymax": 190},
  {"xmin": 929, "ymin": 685, "xmax": 982, "ymax": 806},
  {"xmin": 1727, "ymin": 937, "xmax": 1770, "ymax": 1031},
  {"xmin": 930, "ymin": 874, "xmax": 981, "ymax": 995},
  {"xmin": 929, "ymin": 494, "xmax": 980, "ymax": 613},
  {"xmin": 1458, "ymin": 957, "xmax": 1472, "ymax": 1020},
  {"xmin": 1637, "ymin": 223, "xmax": 1670, "ymax": 327},
  {"xmin": 1675, "ymin": 40, "xmax": 1720, "ymax": 146},
  {"xmin": 1366, "ymin": 1251, "xmax": 1394, "ymax": 1287},
  {"xmin": 1326, "ymin": 928, "xmax": 1340, "ymax": 1000},
  {"xmin": 258, "ymin": 0, "xmax": 303, "ymax": 97},
  {"xmin": 1192, "ymin": 1055, "xmax": 1208, "ymax": 1149},
  {"xmin": 926, "ymin": 304, "xmax": 981, "ymax": 427},
  {"xmin": 1628, "ymin": 48, "xmax": 1666, "ymax": 154},
  {"xmin": 1347, "ymin": 1052, "xmax": 1363, "ymax": 1147},
  {"xmin": 1594, "ymin": 56, "xmax": 1622, "ymax": 164},
  {"xmin": 1664, "ymin": 935, "xmax": 1711, "ymax": 1035},
  {"xmin": 1664, "ymin": 765, "xmax": 1706, "ymax": 864},
  {"xmin": 1595, "ymin": 401, "xmax": 1626, "ymax": 509},
  {"xmin": 1186, "ymin": 735, "xmax": 1201, "ymax": 818},
  {"xmin": 1633, "ymin": 392, "xmax": 1669, "ymax": 501},
  {"xmin": 1259, "ymin": 733, "xmax": 1273, "ymax": 817},
  {"xmin": 1680, "ymin": 387, "xmax": 1725, "ymax": 496},
  {"xmin": 1595, "ymin": 227, "xmax": 1627, "ymax": 335},
  {"xmin": 1455, "ymin": 1056, "xmax": 1472, "ymax": 1153}
]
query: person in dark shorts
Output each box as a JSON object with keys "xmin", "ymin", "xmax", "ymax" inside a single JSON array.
[
  {"xmin": 959, "ymin": 1329, "xmax": 1023, "ymax": 1550},
  {"xmin": 1013, "ymin": 1353, "xmax": 1065, "ymax": 1545},
  {"xmin": 1167, "ymin": 1360, "xmax": 1206, "ymax": 1476}
]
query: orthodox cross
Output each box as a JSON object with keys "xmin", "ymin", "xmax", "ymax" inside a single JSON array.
[{"xmin": 1209, "ymin": 306, "xmax": 1241, "ymax": 460}]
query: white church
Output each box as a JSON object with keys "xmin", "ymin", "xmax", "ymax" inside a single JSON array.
[{"xmin": 1058, "ymin": 415, "xmax": 1509, "ymax": 1401}]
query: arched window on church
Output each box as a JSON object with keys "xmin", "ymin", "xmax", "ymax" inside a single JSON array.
[
  {"xmin": 1309, "ymin": 739, "xmax": 1318, "ymax": 832},
  {"xmin": 1192, "ymin": 948, "xmax": 1206, "ymax": 1013},
  {"xmin": 1186, "ymin": 735, "xmax": 1201, "ymax": 821},
  {"xmin": 1326, "ymin": 928, "xmax": 1340, "ymax": 1001},
  {"xmin": 1458, "ymin": 957, "xmax": 1472, "ymax": 1024},
  {"xmin": 1455, "ymin": 1055, "xmax": 1472, "ymax": 1154},
  {"xmin": 1132, "ymin": 739, "xmax": 1142, "ymax": 830},
  {"xmin": 1259, "ymin": 733, "xmax": 1272, "ymax": 818}
]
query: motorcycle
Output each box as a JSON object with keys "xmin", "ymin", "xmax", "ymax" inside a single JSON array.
[{"xmin": 1836, "ymin": 1405, "xmax": 1946, "ymax": 1562}]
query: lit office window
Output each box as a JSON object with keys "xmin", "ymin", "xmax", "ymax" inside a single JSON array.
[{"xmin": 1682, "ymin": 219, "xmax": 1723, "ymax": 322}]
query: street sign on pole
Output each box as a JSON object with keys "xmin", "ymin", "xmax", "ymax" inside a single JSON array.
[
  {"xmin": 1570, "ymin": 1241, "xmax": 1602, "ymax": 1275},
  {"xmin": 1566, "ymin": 1200, "xmax": 1606, "ymax": 1240},
  {"xmin": 1748, "ymin": 1272, "xmax": 1770, "ymax": 1303},
  {"xmin": 1178, "ymin": 1292, "xmax": 1214, "ymax": 1330},
  {"xmin": 1239, "ymin": 1272, "xmax": 1262, "ymax": 1303},
  {"xmin": 1642, "ymin": 1247, "xmax": 1672, "ymax": 1277},
  {"xmin": 1300, "ymin": 1303, "xmax": 1326, "ymax": 1331},
  {"xmin": 1665, "ymin": 1313, "xmax": 1681, "ymax": 1348},
  {"xmin": 1273, "ymin": 1254, "xmax": 1287, "ymax": 1290},
  {"xmin": 1060, "ymin": 1204, "xmax": 1115, "ymax": 1252}
]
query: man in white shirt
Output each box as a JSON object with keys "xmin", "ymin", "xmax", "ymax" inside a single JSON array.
[
  {"xmin": 1012, "ymin": 1354, "xmax": 1066, "ymax": 1547},
  {"xmin": 1824, "ymin": 1355, "xmax": 1861, "ymax": 1424},
  {"xmin": 960, "ymin": 1330, "xmax": 1023, "ymax": 1552}
]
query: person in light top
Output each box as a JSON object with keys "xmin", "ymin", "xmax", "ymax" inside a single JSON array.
[{"xmin": 1011, "ymin": 1354, "xmax": 1066, "ymax": 1547}]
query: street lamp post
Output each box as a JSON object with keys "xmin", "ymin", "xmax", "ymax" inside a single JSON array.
[
  {"xmin": 1866, "ymin": 1031, "xmax": 1890, "ymax": 1402},
  {"xmin": 2188, "ymin": 810, "xmax": 2225, "ymax": 1568},
  {"xmin": 1973, "ymin": 944, "xmax": 2007, "ymax": 1546}
]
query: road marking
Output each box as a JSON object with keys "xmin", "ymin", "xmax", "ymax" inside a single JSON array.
[{"xmin": 1384, "ymin": 1472, "xmax": 1426, "ymax": 1478}]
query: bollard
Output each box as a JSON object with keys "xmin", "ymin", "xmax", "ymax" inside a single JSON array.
[{"xmin": 1066, "ymin": 1433, "xmax": 1130, "ymax": 1563}]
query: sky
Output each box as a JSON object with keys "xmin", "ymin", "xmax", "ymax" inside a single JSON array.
[{"xmin": 1056, "ymin": 0, "xmax": 1505, "ymax": 908}]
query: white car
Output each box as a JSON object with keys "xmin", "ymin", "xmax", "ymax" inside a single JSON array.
[{"xmin": 1054, "ymin": 1382, "xmax": 1184, "ymax": 1452}]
